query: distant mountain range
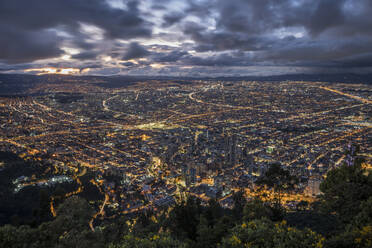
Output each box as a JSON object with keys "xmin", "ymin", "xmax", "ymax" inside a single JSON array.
[{"xmin": 0, "ymin": 73, "xmax": 371, "ymax": 95}]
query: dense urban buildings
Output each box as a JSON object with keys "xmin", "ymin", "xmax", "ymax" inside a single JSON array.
[{"xmin": 0, "ymin": 75, "xmax": 370, "ymax": 229}]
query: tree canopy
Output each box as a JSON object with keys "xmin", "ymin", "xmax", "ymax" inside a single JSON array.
[{"xmin": 1, "ymin": 149, "xmax": 372, "ymax": 247}]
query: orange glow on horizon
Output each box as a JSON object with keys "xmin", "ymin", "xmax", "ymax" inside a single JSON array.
[
  {"xmin": 150, "ymin": 63, "xmax": 166, "ymax": 69},
  {"xmin": 25, "ymin": 67, "xmax": 80, "ymax": 75}
]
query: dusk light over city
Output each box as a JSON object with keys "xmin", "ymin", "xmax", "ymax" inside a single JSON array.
[{"xmin": 0, "ymin": 1, "xmax": 371, "ymax": 247}]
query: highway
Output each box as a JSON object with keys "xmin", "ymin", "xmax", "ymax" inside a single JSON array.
[{"xmin": 319, "ymin": 86, "xmax": 372, "ymax": 104}]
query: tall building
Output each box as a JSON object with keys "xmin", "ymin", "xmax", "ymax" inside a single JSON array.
[
  {"xmin": 230, "ymin": 134, "xmax": 237, "ymax": 166},
  {"xmin": 225, "ymin": 133, "xmax": 237, "ymax": 167},
  {"xmin": 189, "ymin": 167, "xmax": 196, "ymax": 186},
  {"xmin": 243, "ymin": 151, "xmax": 254, "ymax": 175},
  {"xmin": 184, "ymin": 163, "xmax": 197, "ymax": 187},
  {"xmin": 304, "ymin": 176, "xmax": 322, "ymax": 196}
]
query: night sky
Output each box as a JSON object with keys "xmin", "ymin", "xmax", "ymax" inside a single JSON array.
[{"xmin": 1, "ymin": 0, "xmax": 372, "ymax": 76}]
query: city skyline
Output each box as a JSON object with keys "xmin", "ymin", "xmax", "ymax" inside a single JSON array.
[{"xmin": 0, "ymin": 75, "xmax": 371, "ymax": 227}]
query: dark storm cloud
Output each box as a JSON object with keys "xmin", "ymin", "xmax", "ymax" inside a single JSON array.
[
  {"xmin": 0, "ymin": 0, "xmax": 151, "ymax": 39},
  {"xmin": 122, "ymin": 42, "xmax": 150, "ymax": 60},
  {"xmin": 183, "ymin": 21, "xmax": 273, "ymax": 52},
  {"xmin": 150, "ymin": 0, "xmax": 172, "ymax": 10},
  {"xmin": 91, "ymin": 67, "xmax": 121, "ymax": 75},
  {"xmin": 0, "ymin": 25, "xmax": 63, "ymax": 64},
  {"xmin": 183, "ymin": 53, "xmax": 253, "ymax": 67},
  {"xmin": 338, "ymin": 53, "xmax": 372, "ymax": 68},
  {"xmin": 71, "ymin": 51, "xmax": 100, "ymax": 61},
  {"xmin": 179, "ymin": 0, "xmax": 372, "ymax": 70},
  {"xmin": 120, "ymin": 62, "xmax": 136, "ymax": 67},
  {"xmin": 0, "ymin": 0, "xmax": 152, "ymax": 64},
  {"xmin": 2, "ymin": 0, "xmax": 372, "ymax": 75},
  {"xmin": 162, "ymin": 12, "xmax": 186, "ymax": 27},
  {"xmin": 44, "ymin": 61, "xmax": 104, "ymax": 70},
  {"xmin": 184, "ymin": 0, "xmax": 215, "ymax": 18},
  {"xmin": 209, "ymin": 0, "xmax": 372, "ymax": 37},
  {"xmin": 251, "ymin": 36, "xmax": 372, "ymax": 68},
  {"xmin": 0, "ymin": 63, "xmax": 37, "ymax": 72},
  {"xmin": 152, "ymin": 51, "xmax": 188, "ymax": 63}
]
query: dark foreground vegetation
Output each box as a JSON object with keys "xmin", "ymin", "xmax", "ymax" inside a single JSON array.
[{"xmin": 0, "ymin": 153, "xmax": 371, "ymax": 247}]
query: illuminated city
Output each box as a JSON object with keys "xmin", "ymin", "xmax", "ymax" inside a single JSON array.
[
  {"xmin": 1, "ymin": 0, "xmax": 372, "ymax": 247},
  {"xmin": 0, "ymin": 75, "xmax": 370, "ymax": 232}
]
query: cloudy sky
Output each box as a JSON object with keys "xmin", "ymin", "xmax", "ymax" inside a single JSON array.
[{"xmin": 1, "ymin": 0, "xmax": 372, "ymax": 77}]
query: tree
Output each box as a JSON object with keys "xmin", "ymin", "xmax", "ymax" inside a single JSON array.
[
  {"xmin": 220, "ymin": 219, "xmax": 324, "ymax": 248},
  {"xmin": 324, "ymin": 197, "xmax": 372, "ymax": 248},
  {"xmin": 53, "ymin": 196, "xmax": 94, "ymax": 231},
  {"xmin": 0, "ymin": 225, "xmax": 32, "ymax": 248},
  {"xmin": 36, "ymin": 196, "xmax": 103, "ymax": 248},
  {"xmin": 232, "ymin": 191, "xmax": 246, "ymax": 219},
  {"xmin": 109, "ymin": 233, "xmax": 187, "ymax": 248},
  {"xmin": 296, "ymin": 200, "xmax": 309, "ymax": 211},
  {"xmin": 325, "ymin": 225, "xmax": 372, "ymax": 248},
  {"xmin": 256, "ymin": 163, "xmax": 298, "ymax": 208},
  {"xmin": 243, "ymin": 197, "xmax": 273, "ymax": 221},
  {"xmin": 132, "ymin": 210, "xmax": 160, "ymax": 237},
  {"xmin": 319, "ymin": 160, "xmax": 372, "ymax": 224},
  {"xmin": 351, "ymin": 197, "xmax": 372, "ymax": 229},
  {"xmin": 165, "ymin": 197, "xmax": 202, "ymax": 241},
  {"xmin": 204, "ymin": 198, "xmax": 224, "ymax": 226},
  {"xmin": 196, "ymin": 215, "xmax": 215, "ymax": 248},
  {"xmin": 0, "ymin": 196, "xmax": 105, "ymax": 248}
]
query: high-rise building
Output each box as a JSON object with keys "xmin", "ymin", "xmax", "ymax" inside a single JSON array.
[
  {"xmin": 184, "ymin": 163, "xmax": 197, "ymax": 187},
  {"xmin": 189, "ymin": 167, "xmax": 196, "ymax": 186},
  {"xmin": 304, "ymin": 176, "xmax": 322, "ymax": 196},
  {"xmin": 230, "ymin": 134, "xmax": 237, "ymax": 166},
  {"xmin": 224, "ymin": 133, "xmax": 237, "ymax": 167}
]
